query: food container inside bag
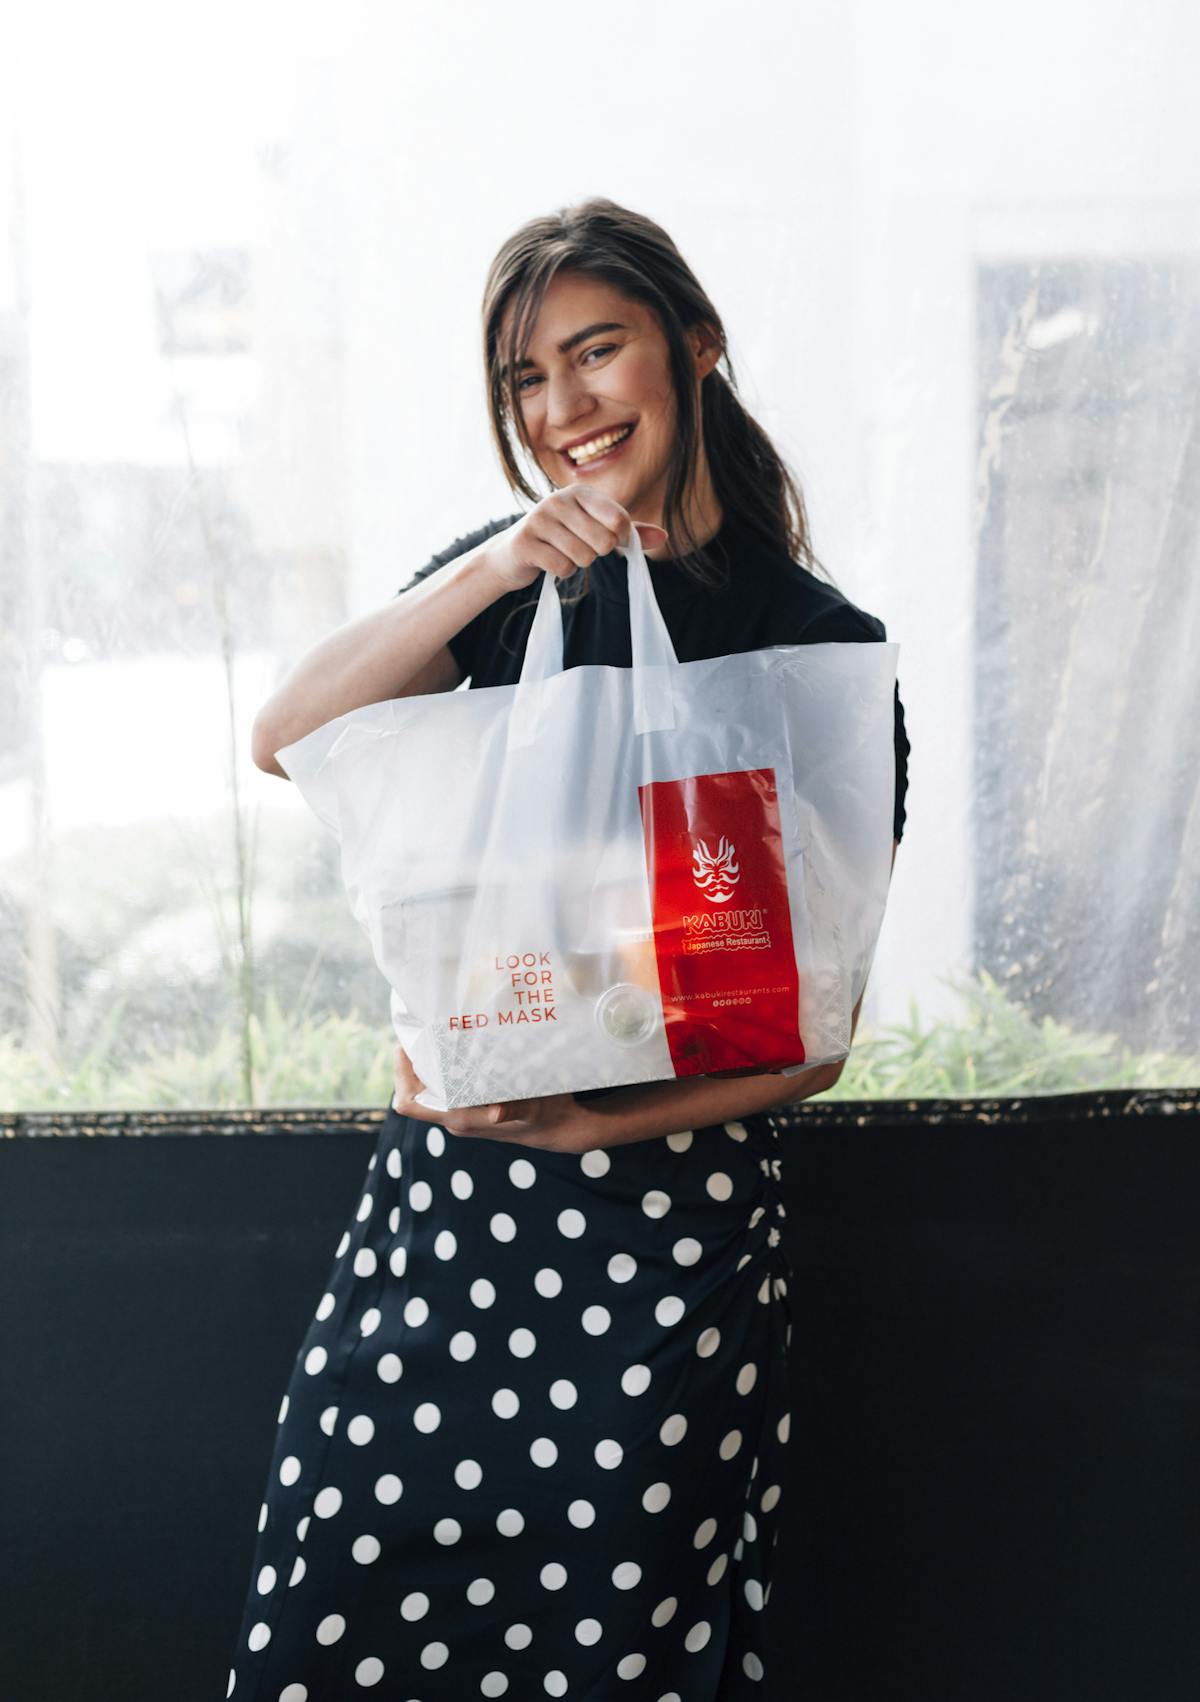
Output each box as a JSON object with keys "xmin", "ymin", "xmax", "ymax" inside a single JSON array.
[{"xmin": 278, "ymin": 528, "xmax": 897, "ymax": 1112}]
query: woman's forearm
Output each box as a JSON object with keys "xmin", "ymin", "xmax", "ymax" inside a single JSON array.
[
  {"xmin": 251, "ymin": 538, "xmax": 507, "ymax": 764},
  {"xmin": 570, "ymin": 1061, "xmax": 841, "ymax": 1151}
]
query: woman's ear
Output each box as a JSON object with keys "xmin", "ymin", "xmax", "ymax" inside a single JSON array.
[{"xmin": 688, "ymin": 321, "xmax": 723, "ymax": 381}]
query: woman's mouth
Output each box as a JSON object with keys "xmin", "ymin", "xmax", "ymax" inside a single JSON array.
[{"xmin": 561, "ymin": 421, "xmax": 636, "ymax": 471}]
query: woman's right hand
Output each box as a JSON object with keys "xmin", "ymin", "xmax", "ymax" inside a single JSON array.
[{"xmin": 477, "ymin": 487, "xmax": 669, "ymax": 594}]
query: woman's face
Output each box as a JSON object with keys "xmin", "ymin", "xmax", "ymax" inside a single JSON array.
[{"xmin": 504, "ymin": 270, "xmax": 716, "ymax": 530}]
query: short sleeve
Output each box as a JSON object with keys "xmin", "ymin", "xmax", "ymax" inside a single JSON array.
[
  {"xmin": 794, "ymin": 599, "xmax": 909, "ymax": 845},
  {"xmin": 397, "ymin": 514, "xmax": 522, "ymax": 683}
]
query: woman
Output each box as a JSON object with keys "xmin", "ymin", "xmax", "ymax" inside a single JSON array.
[{"xmin": 231, "ymin": 197, "xmax": 909, "ymax": 1700}]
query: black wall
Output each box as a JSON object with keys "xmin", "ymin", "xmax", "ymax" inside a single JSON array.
[{"xmin": 2, "ymin": 1092, "xmax": 1198, "ymax": 1701}]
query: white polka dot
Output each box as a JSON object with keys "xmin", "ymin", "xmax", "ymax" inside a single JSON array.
[
  {"xmin": 450, "ymin": 1329, "xmax": 476, "ymax": 1361},
  {"xmin": 387, "ymin": 1207, "xmax": 399, "ymax": 1233},
  {"xmin": 612, "ymin": 1561, "xmax": 642, "ymax": 1589},
  {"xmin": 673, "ymin": 1237, "xmax": 702, "ymax": 1266},
  {"xmin": 580, "ymin": 1149, "xmax": 610, "ymax": 1177},
  {"xmin": 316, "ymin": 1613, "xmax": 346, "ymax": 1644},
  {"xmin": 347, "ymin": 1414, "xmax": 375, "ymax": 1446},
  {"xmin": 335, "ymin": 1231, "xmax": 350, "ymax": 1257},
  {"xmin": 659, "ymin": 1413, "xmax": 688, "ymax": 1446},
  {"xmin": 279, "ymin": 1683, "xmax": 304, "ymax": 1701},
  {"xmin": 490, "ymin": 1212, "xmax": 517, "ymax": 1242},
  {"xmin": 655, "ymin": 1295, "xmax": 685, "ymax": 1327},
  {"xmin": 247, "ymin": 1622, "xmax": 271, "ymax": 1651},
  {"xmin": 594, "ymin": 1437, "xmax": 623, "ymax": 1470},
  {"xmin": 455, "ymin": 1458, "xmax": 483, "ymax": 1489},
  {"xmin": 492, "ymin": 1388, "xmax": 520, "ymax": 1419},
  {"xmin": 315, "ymin": 1293, "xmax": 335, "ymax": 1321},
  {"xmin": 530, "ymin": 1436, "xmax": 558, "ymax": 1467},
  {"xmin": 471, "ymin": 1278, "xmax": 497, "ymax": 1308},
  {"xmin": 696, "ymin": 1326, "xmax": 721, "ymax": 1358},
  {"xmin": 549, "ymin": 1378, "xmax": 577, "ymax": 1409},
  {"xmin": 256, "ymin": 1564, "xmax": 276, "ymax": 1594},
  {"xmin": 642, "ymin": 1481, "xmax": 671, "ymax": 1513},
  {"xmin": 567, "ymin": 1498, "xmax": 595, "ymax": 1528},
  {"xmin": 319, "ymin": 1406, "xmax": 338, "ymax": 1436},
  {"xmin": 557, "ymin": 1208, "xmax": 586, "ymax": 1238},
  {"xmin": 508, "ymin": 1327, "xmax": 537, "ymax": 1358},
  {"xmin": 749, "ymin": 1206, "xmax": 766, "ymax": 1229},
  {"xmin": 376, "ymin": 1353, "xmax": 403, "ymax": 1383},
  {"xmin": 544, "ymin": 1673, "xmax": 568, "ymax": 1697},
  {"xmin": 352, "ymin": 1535, "xmax": 380, "ymax": 1564},
  {"xmin": 693, "ymin": 1516, "xmax": 718, "ymax": 1548},
  {"xmin": 534, "ymin": 1267, "xmax": 562, "ymax": 1298},
  {"xmin": 353, "ymin": 1247, "xmax": 377, "ymax": 1277},
  {"xmin": 481, "ymin": 1676, "xmax": 508, "ymax": 1698},
  {"xmin": 289, "ymin": 1555, "xmax": 306, "ymax": 1585},
  {"xmin": 389, "ymin": 1245, "xmax": 407, "ymax": 1278},
  {"xmin": 621, "ymin": 1364, "xmax": 651, "ymax": 1396},
  {"xmin": 386, "ymin": 1148, "xmax": 402, "ymax": 1177},
  {"xmin": 777, "ymin": 1412, "xmax": 791, "ymax": 1443},
  {"xmin": 374, "ymin": 1474, "xmax": 402, "ymax": 1505},
  {"xmin": 404, "ymin": 1296, "xmax": 429, "ymax": 1328},
  {"xmin": 736, "ymin": 1362, "xmax": 758, "ymax": 1395},
  {"xmin": 760, "ymin": 1484, "xmax": 781, "ymax": 1512},
  {"xmin": 574, "ymin": 1618, "xmax": 603, "ymax": 1646},
  {"xmin": 355, "ymin": 1655, "xmax": 385, "ymax": 1687},
  {"xmin": 313, "ymin": 1487, "xmax": 342, "ymax": 1519},
  {"xmin": 504, "ymin": 1623, "xmax": 533, "ymax": 1650},
  {"xmin": 409, "ymin": 1180, "xmax": 432, "ymax": 1211},
  {"xmin": 434, "ymin": 1517, "xmax": 461, "ymax": 1545},
  {"xmin": 420, "ymin": 1641, "xmax": 449, "ymax": 1668},
  {"xmin": 497, "ymin": 1507, "xmax": 525, "ymax": 1536},
  {"xmin": 743, "ymin": 1510, "xmax": 758, "ymax": 1543},
  {"xmin": 582, "ymin": 1305, "xmax": 611, "ymax": 1335},
  {"xmin": 666, "ymin": 1129, "xmax": 693, "ymax": 1151},
  {"xmin": 467, "ymin": 1576, "xmax": 495, "ymax": 1605},
  {"xmin": 434, "ymin": 1229, "xmax": 457, "ymax": 1260},
  {"xmin": 684, "ymin": 1620, "xmax": 711, "ymax": 1652},
  {"xmin": 279, "ymin": 1455, "xmax": 301, "ymax": 1486},
  {"xmin": 724, "ymin": 1120, "xmax": 748, "ymax": 1141},
  {"xmin": 356, "ymin": 1193, "xmax": 373, "ymax": 1221},
  {"xmin": 304, "ymin": 1346, "xmax": 327, "ymax": 1375},
  {"xmin": 227, "ymin": 1670, "xmax": 237, "ymax": 1698},
  {"xmin": 707, "ymin": 1551, "xmax": 728, "ymax": 1585},
  {"xmin": 744, "ymin": 1651, "xmax": 764, "ymax": 1681},
  {"xmin": 651, "ymin": 1596, "xmax": 677, "ymax": 1626},
  {"xmin": 541, "ymin": 1561, "xmax": 568, "ymax": 1590},
  {"xmin": 607, "ymin": 1252, "xmax": 637, "ymax": 1283},
  {"xmin": 451, "ymin": 1168, "xmax": 473, "ymax": 1199},
  {"xmin": 426, "ymin": 1125, "xmax": 446, "ymax": 1156},
  {"xmin": 359, "ymin": 1307, "xmax": 381, "ymax": 1336},
  {"xmin": 744, "ymin": 1578, "xmax": 765, "ymax": 1610},
  {"xmin": 617, "ymin": 1654, "xmax": 647, "ymax": 1680},
  {"xmin": 258, "ymin": 1499, "xmax": 268, "ymax": 1531},
  {"xmin": 720, "ymin": 1429, "xmax": 743, "ymax": 1460},
  {"xmin": 508, "ymin": 1158, "xmax": 537, "ymax": 1188},
  {"xmin": 414, "ymin": 1402, "xmax": 441, "ymax": 1433},
  {"xmin": 296, "ymin": 1516, "xmax": 310, "ymax": 1541},
  {"xmin": 757, "ymin": 1275, "xmax": 771, "ymax": 1304},
  {"xmin": 706, "ymin": 1171, "xmax": 733, "ymax": 1200},
  {"xmin": 641, "ymin": 1189, "xmax": 671, "ymax": 1218}
]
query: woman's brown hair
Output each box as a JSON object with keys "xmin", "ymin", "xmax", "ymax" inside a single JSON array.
[{"xmin": 481, "ymin": 196, "xmax": 834, "ymax": 600}]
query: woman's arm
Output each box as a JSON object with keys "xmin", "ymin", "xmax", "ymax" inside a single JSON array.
[{"xmin": 250, "ymin": 538, "xmax": 507, "ymax": 777}]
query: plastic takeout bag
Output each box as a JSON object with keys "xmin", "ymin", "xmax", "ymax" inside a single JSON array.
[{"xmin": 278, "ymin": 528, "xmax": 898, "ymax": 1112}]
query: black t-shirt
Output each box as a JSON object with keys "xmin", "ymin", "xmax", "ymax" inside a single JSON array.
[{"xmin": 401, "ymin": 508, "xmax": 909, "ymax": 842}]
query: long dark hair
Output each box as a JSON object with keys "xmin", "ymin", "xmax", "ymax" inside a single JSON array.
[{"xmin": 481, "ymin": 196, "xmax": 834, "ymax": 599}]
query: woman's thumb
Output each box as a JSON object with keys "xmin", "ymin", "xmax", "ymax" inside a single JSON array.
[{"xmin": 633, "ymin": 522, "xmax": 670, "ymax": 546}]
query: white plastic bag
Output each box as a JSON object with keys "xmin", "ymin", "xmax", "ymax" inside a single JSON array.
[{"xmin": 278, "ymin": 528, "xmax": 898, "ymax": 1112}]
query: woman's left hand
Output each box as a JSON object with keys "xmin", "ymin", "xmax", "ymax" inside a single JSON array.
[{"xmin": 392, "ymin": 1045, "xmax": 591, "ymax": 1154}]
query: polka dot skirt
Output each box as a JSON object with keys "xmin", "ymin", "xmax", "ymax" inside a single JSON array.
[{"xmin": 224, "ymin": 1105, "xmax": 793, "ymax": 1700}]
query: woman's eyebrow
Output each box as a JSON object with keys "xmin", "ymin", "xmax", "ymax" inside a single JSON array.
[{"xmin": 503, "ymin": 322, "xmax": 628, "ymax": 380}]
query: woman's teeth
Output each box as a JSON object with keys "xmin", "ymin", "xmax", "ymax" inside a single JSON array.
[{"xmin": 567, "ymin": 424, "xmax": 634, "ymax": 464}]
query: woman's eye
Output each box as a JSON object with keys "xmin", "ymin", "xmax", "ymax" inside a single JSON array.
[
  {"xmin": 583, "ymin": 344, "xmax": 616, "ymax": 363},
  {"xmin": 517, "ymin": 375, "xmax": 542, "ymax": 392}
]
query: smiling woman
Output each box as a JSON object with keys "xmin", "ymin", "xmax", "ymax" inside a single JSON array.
[{"xmin": 233, "ymin": 197, "xmax": 909, "ymax": 1702}]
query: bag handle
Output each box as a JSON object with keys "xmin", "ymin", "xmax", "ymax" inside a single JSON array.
[{"xmin": 507, "ymin": 524, "xmax": 680, "ymax": 752}]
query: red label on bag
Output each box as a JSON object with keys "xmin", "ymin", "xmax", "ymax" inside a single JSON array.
[{"xmin": 637, "ymin": 768, "xmax": 806, "ymax": 1077}]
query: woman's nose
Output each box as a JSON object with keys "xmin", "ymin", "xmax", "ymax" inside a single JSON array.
[{"xmin": 544, "ymin": 369, "xmax": 593, "ymax": 430}]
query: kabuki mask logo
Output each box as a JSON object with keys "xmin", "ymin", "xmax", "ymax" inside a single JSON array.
[{"xmin": 691, "ymin": 835, "xmax": 740, "ymax": 905}]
